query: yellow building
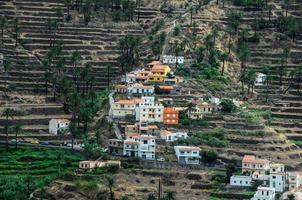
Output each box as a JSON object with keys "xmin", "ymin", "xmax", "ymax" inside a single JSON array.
[{"xmin": 147, "ymin": 64, "xmax": 171, "ymax": 83}]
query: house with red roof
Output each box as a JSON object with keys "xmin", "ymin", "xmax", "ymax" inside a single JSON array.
[
  {"xmin": 112, "ymin": 98, "xmax": 144, "ymax": 118},
  {"xmin": 242, "ymin": 155, "xmax": 270, "ymax": 176}
]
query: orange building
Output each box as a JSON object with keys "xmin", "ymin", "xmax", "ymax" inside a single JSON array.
[{"xmin": 163, "ymin": 107, "xmax": 179, "ymax": 126}]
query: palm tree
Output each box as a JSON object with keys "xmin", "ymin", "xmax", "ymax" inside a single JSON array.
[
  {"xmin": 106, "ymin": 176, "xmax": 115, "ymax": 200},
  {"xmin": 147, "ymin": 194, "xmax": 156, "ymax": 200},
  {"xmin": 13, "ymin": 18, "xmax": 20, "ymax": 48},
  {"xmin": 267, "ymin": 4, "xmax": 272, "ymax": 23},
  {"xmin": 164, "ymin": 191, "xmax": 175, "ymax": 200},
  {"xmin": 64, "ymin": 0, "xmax": 72, "ymax": 22},
  {"xmin": 288, "ymin": 193, "xmax": 295, "ymax": 200},
  {"xmin": 3, "ymin": 59, "xmax": 11, "ymax": 97},
  {"xmin": 68, "ymin": 121, "xmax": 77, "ymax": 149},
  {"xmin": 0, "ymin": 15, "xmax": 7, "ymax": 44},
  {"xmin": 246, "ymin": 69, "xmax": 256, "ymax": 97},
  {"xmin": 280, "ymin": 47, "xmax": 290, "ymax": 87},
  {"xmin": 186, "ymin": 102, "xmax": 195, "ymax": 134},
  {"xmin": 1, "ymin": 108, "xmax": 15, "ymax": 149},
  {"xmin": 294, "ymin": 66, "xmax": 302, "ymax": 93},
  {"xmin": 136, "ymin": 0, "xmax": 141, "ymax": 22},
  {"xmin": 219, "ymin": 52, "xmax": 228, "ymax": 76},
  {"xmin": 107, "ymin": 65, "xmax": 112, "ymax": 91},
  {"xmin": 262, "ymin": 65, "xmax": 271, "ymax": 103},
  {"xmin": 238, "ymin": 44, "xmax": 251, "ymax": 98},
  {"xmin": 212, "ymin": 24, "xmax": 219, "ymax": 45},
  {"xmin": 13, "ymin": 125, "xmax": 22, "ymax": 149},
  {"xmin": 189, "ymin": 5, "xmax": 195, "ymax": 26}
]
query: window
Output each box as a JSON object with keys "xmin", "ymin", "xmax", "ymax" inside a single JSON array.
[
  {"xmin": 272, "ymin": 176, "xmax": 276, "ymax": 179},
  {"xmin": 143, "ymin": 140, "xmax": 148, "ymax": 144},
  {"xmin": 180, "ymin": 151, "xmax": 184, "ymax": 154}
]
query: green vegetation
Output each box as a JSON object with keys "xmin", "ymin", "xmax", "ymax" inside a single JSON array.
[
  {"xmin": 220, "ymin": 98, "xmax": 236, "ymax": 113},
  {"xmin": 292, "ymin": 140, "xmax": 302, "ymax": 147},
  {"xmin": 0, "ymin": 147, "xmax": 83, "ymax": 200},
  {"xmin": 239, "ymin": 107, "xmax": 271, "ymax": 124},
  {"xmin": 178, "ymin": 128, "xmax": 229, "ymax": 147},
  {"xmin": 201, "ymin": 149, "xmax": 218, "ymax": 163}
]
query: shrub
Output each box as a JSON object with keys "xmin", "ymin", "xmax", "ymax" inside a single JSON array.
[
  {"xmin": 201, "ymin": 150, "xmax": 218, "ymax": 163},
  {"xmin": 220, "ymin": 99, "xmax": 236, "ymax": 113}
]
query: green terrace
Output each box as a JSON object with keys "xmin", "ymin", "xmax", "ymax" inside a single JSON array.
[{"xmin": 0, "ymin": 146, "xmax": 84, "ymax": 200}]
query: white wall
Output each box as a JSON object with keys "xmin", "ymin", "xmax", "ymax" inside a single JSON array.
[{"xmin": 230, "ymin": 176, "xmax": 252, "ymax": 187}]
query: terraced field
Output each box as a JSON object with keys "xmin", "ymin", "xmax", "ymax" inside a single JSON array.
[
  {"xmin": 0, "ymin": 0, "xmax": 151, "ymax": 137},
  {"xmin": 0, "ymin": 146, "xmax": 83, "ymax": 199}
]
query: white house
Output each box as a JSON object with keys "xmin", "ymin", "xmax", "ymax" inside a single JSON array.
[
  {"xmin": 251, "ymin": 187, "xmax": 275, "ymax": 200},
  {"xmin": 136, "ymin": 102, "xmax": 164, "ymax": 123},
  {"xmin": 127, "ymin": 83, "xmax": 154, "ymax": 96},
  {"xmin": 79, "ymin": 160, "xmax": 121, "ymax": 169},
  {"xmin": 174, "ymin": 146, "xmax": 201, "ymax": 165},
  {"xmin": 230, "ymin": 175, "xmax": 252, "ymax": 187},
  {"xmin": 269, "ymin": 163, "xmax": 286, "ymax": 193},
  {"xmin": 160, "ymin": 130, "xmax": 188, "ymax": 142},
  {"xmin": 123, "ymin": 134, "xmax": 156, "ymax": 160},
  {"xmin": 255, "ymin": 72, "xmax": 267, "ymax": 86},
  {"xmin": 209, "ymin": 97, "xmax": 221, "ymax": 105},
  {"xmin": 49, "ymin": 119, "xmax": 70, "ymax": 135},
  {"xmin": 124, "ymin": 73, "xmax": 137, "ymax": 83},
  {"xmin": 162, "ymin": 55, "xmax": 184, "ymax": 64}
]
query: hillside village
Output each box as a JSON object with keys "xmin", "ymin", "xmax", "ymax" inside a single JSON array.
[{"xmin": 0, "ymin": 0, "xmax": 302, "ymax": 200}]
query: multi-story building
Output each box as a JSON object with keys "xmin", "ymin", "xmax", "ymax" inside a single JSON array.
[
  {"xmin": 160, "ymin": 130, "xmax": 187, "ymax": 142},
  {"xmin": 139, "ymin": 122, "xmax": 159, "ymax": 136},
  {"xmin": 287, "ymin": 172, "xmax": 302, "ymax": 190},
  {"xmin": 242, "ymin": 155, "xmax": 270, "ymax": 176},
  {"xmin": 269, "ymin": 163, "xmax": 286, "ymax": 192},
  {"xmin": 187, "ymin": 102, "xmax": 215, "ymax": 120},
  {"xmin": 251, "ymin": 187, "xmax": 275, "ymax": 200},
  {"xmin": 108, "ymin": 139, "xmax": 124, "ymax": 156},
  {"xmin": 163, "ymin": 107, "xmax": 179, "ymax": 126},
  {"xmin": 123, "ymin": 134, "xmax": 156, "ymax": 160},
  {"xmin": 115, "ymin": 85, "xmax": 128, "ymax": 94},
  {"xmin": 112, "ymin": 98, "xmax": 144, "ymax": 118},
  {"xmin": 127, "ymin": 83, "xmax": 154, "ymax": 97},
  {"xmin": 162, "ymin": 55, "xmax": 184, "ymax": 64},
  {"xmin": 174, "ymin": 146, "xmax": 201, "ymax": 165},
  {"xmin": 136, "ymin": 102, "xmax": 164, "ymax": 123},
  {"xmin": 147, "ymin": 64, "xmax": 171, "ymax": 83}
]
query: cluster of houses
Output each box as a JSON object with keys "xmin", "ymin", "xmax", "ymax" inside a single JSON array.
[
  {"xmin": 108, "ymin": 60, "xmax": 213, "ymax": 164},
  {"xmin": 230, "ymin": 155, "xmax": 302, "ymax": 200}
]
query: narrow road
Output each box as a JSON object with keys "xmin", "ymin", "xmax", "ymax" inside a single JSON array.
[
  {"xmin": 0, "ymin": 141, "xmax": 83, "ymax": 151},
  {"xmin": 107, "ymin": 92, "xmax": 123, "ymax": 140}
]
